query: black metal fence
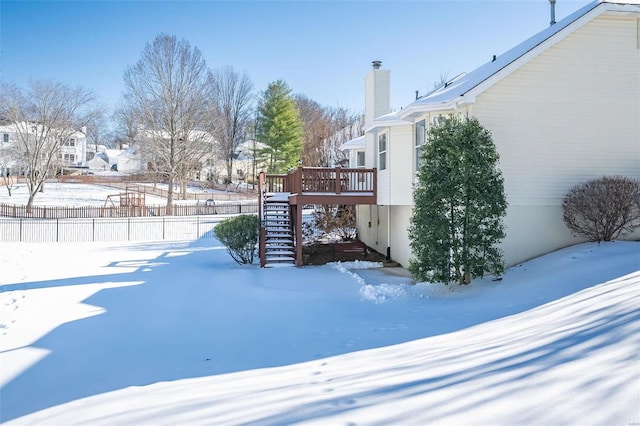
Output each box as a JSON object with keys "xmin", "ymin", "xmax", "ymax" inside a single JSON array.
[
  {"xmin": 0, "ymin": 201, "xmax": 258, "ymax": 219},
  {"xmin": 0, "ymin": 215, "xmax": 241, "ymax": 243}
]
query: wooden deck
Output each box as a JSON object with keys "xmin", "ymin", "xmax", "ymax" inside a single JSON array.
[
  {"xmin": 258, "ymin": 167, "xmax": 377, "ymax": 267},
  {"xmin": 259, "ymin": 167, "xmax": 377, "ymax": 205}
]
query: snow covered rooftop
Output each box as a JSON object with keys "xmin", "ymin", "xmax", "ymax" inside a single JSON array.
[
  {"xmin": 338, "ymin": 135, "xmax": 364, "ymax": 152},
  {"xmin": 396, "ymin": 0, "xmax": 640, "ymax": 117}
]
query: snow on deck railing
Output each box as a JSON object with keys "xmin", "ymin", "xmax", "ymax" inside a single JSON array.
[{"xmin": 262, "ymin": 167, "xmax": 377, "ymax": 195}]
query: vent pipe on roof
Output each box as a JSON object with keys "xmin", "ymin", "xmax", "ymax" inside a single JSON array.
[
  {"xmin": 372, "ymin": 60, "xmax": 382, "ymax": 69},
  {"xmin": 549, "ymin": 0, "xmax": 556, "ymax": 26},
  {"xmin": 415, "ymin": 90, "xmax": 419, "ymax": 100}
]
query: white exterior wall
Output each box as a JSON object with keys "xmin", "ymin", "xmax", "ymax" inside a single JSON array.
[
  {"xmin": 361, "ymin": 12, "xmax": 640, "ymax": 270},
  {"xmin": 357, "ymin": 204, "xmax": 388, "ymax": 259},
  {"xmin": 59, "ymin": 131, "xmax": 88, "ymax": 166},
  {"xmin": 375, "ymin": 125, "xmax": 415, "ymax": 206},
  {"xmin": 364, "ymin": 70, "xmax": 391, "ymax": 125},
  {"xmin": 357, "ymin": 204, "xmax": 412, "ymax": 267},
  {"xmin": 473, "ymin": 13, "xmax": 640, "ymax": 265},
  {"xmin": 387, "ymin": 125, "xmax": 414, "ymax": 206}
]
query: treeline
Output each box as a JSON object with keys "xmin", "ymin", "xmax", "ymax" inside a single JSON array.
[{"xmin": 0, "ymin": 33, "xmax": 363, "ymax": 211}]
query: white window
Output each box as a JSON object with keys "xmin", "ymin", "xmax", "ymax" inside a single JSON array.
[
  {"xmin": 356, "ymin": 151, "xmax": 365, "ymax": 168},
  {"xmin": 415, "ymin": 119, "xmax": 427, "ymax": 171},
  {"xmin": 64, "ymin": 138, "xmax": 76, "ymax": 147},
  {"xmin": 378, "ymin": 133, "xmax": 387, "ymax": 171},
  {"xmin": 2, "ymin": 134, "xmax": 8, "ymax": 143}
]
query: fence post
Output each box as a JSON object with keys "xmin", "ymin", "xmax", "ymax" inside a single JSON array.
[
  {"xmin": 197, "ymin": 216, "xmax": 200, "ymax": 238},
  {"xmin": 162, "ymin": 217, "xmax": 165, "ymax": 240},
  {"xmin": 128, "ymin": 217, "xmax": 131, "ymax": 241},
  {"xmin": 19, "ymin": 218, "xmax": 23, "ymax": 242},
  {"xmin": 56, "ymin": 219, "xmax": 59, "ymax": 242},
  {"xmin": 92, "ymin": 218, "xmax": 95, "ymax": 242}
]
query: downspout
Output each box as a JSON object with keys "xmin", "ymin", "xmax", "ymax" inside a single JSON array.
[
  {"xmin": 386, "ymin": 128, "xmax": 391, "ymax": 261},
  {"xmin": 386, "ymin": 205, "xmax": 391, "ymax": 261}
]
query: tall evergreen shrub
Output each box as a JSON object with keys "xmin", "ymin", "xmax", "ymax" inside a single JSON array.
[{"xmin": 409, "ymin": 116, "xmax": 507, "ymax": 284}]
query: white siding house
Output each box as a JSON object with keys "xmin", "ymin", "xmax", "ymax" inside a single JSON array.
[
  {"xmin": 339, "ymin": 136, "xmax": 365, "ymax": 169},
  {"xmin": 0, "ymin": 121, "xmax": 88, "ymax": 175},
  {"xmin": 358, "ymin": 0, "xmax": 640, "ymax": 268}
]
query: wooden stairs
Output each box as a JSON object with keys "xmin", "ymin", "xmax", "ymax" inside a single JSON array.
[
  {"xmin": 258, "ymin": 167, "xmax": 377, "ymax": 268},
  {"xmin": 261, "ymin": 194, "xmax": 296, "ymax": 267}
]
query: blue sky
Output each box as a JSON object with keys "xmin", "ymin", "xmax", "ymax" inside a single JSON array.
[{"xmin": 1, "ymin": 0, "xmax": 592, "ymax": 119}]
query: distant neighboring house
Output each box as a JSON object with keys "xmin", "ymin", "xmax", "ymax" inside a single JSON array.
[
  {"xmin": 197, "ymin": 139, "xmax": 268, "ymax": 184},
  {"xmin": 356, "ymin": 0, "xmax": 640, "ymax": 269},
  {"xmin": 0, "ymin": 121, "xmax": 88, "ymax": 175},
  {"xmin": 102, "ymin": 149, "xmax": 124, "ymax": 166},
  {"xmin": 87, "ymin": 154, "xmax": 110, "ymax": 171},
  {"xmin": 116, "ymin": 145, "xmax": 145, "ymax": 174},
  {"xmin": 339, "ymin": 136, "xmax": 365, "ymax": 169},
  {"xmin": 58, "ymin": 129, "xmax": 88, "ymax": 168}
]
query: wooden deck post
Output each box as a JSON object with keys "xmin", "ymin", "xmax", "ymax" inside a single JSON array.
[{"xmin": 295, "ymin": 204, "xmax": 303, "ymax": 266}]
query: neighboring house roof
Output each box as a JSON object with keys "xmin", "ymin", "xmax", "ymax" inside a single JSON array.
[
  {"xmin": 103, "ymin": 149, "xmax": 123, "ymax": 164},
  {"xmin": 365, "ymin": 111, "xmax": 411, "ymax": 132},
  {"xmin": 139, "ymin": 128, "xmax": 216, "ymax": 144},
  {"xmin": 0, "ymin": 121, "xmax": 86, "ymax": 139},
  {"xmin": 88, "ymin": 156, "xmax": 109, "ymax": 170},
  {"xmin": 234, "ymin": 140, "xmax": 268, "ymax": 160},
  {"xmin": 369, "ymin": 0, "xmax": 639, "ymax": 125},
  {"xmin": 339, "ymin": 135, "xmax": 365, "ymax": 152}
]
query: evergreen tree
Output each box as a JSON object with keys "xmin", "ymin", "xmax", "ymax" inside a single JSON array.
[
  {"xmin": 256, "ymin": 80, "xmax": 303, "ymax": 173},
  {"xmin": 409, "ymin": 116, "xmax": 507, "ymax": 285}
]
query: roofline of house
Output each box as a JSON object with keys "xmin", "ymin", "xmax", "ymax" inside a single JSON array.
[
  {"xmin": 363, "ymin": 114, "xmax": 412, "ymax": 132},
  {"xmin": 394, "ymin": 1, "xmax": 638, "ymax": 122}
]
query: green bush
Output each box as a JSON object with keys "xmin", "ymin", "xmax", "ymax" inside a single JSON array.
[{"xmin": 214, "ymin": 215, "xmax": 260, "ymax": 264}]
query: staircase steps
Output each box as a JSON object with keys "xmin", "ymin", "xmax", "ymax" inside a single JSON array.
[{"xmin": 262, "ymin": 195, "xmax": 296, "ymax": 267}]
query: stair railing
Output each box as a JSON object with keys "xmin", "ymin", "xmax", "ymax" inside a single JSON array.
[{"xmin": 258, "ymin": 171, "xmax": 267, "ymax": 267}]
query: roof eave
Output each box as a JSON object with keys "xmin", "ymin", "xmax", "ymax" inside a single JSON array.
[
  {"xmin": 398, "ymin": 98, "xmax": 466, "ymax": 119},
  {"xmin": 364, "ymin": 117, "xmax": 412, "ymax": 133}
]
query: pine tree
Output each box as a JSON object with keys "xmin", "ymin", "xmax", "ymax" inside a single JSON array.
[
  {"xmin": 409, "ymin": 116, "xmax": 507, "ymax": 285},
  {"xmin": 256, "ymin": 80, "xmax": 303, "ymax": 173}
]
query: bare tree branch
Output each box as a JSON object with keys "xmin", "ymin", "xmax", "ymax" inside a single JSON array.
[
  {"xmin": 207, "ymin": 66, "xmax": 254, "ymax": 182},
  {"xmin": 0, "ymin": 80, "xmax": 96, "ymax": 209},
  {"xmin": 121, "ymin": 34, "xmax": 210, "ymax": 211}
]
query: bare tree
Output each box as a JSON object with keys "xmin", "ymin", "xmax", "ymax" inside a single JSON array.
[
  {"xmin": 121, "ymin": 34, "xmax": 210, "ymax": 212},
  {"xmin": 0, "ymin": 81, "xmax": 96, "ymax": 209},
  {"xmin": 84, "ymin": 105, "xmax": 109, "ymax": 159},
  {"xmin": 295, "ymin": 95, "xmax": 330, "ymax": 167},
  {"xmin": 295, "ymin": 95, "xmax": 363, "ymax": 167},
  {"xmin": 207, "ymin": 66, "xmax": 254, "ymax": 183}
]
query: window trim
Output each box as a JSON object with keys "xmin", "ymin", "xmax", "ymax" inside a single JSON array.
[
  {"xmin": 378, "ymin": 132, "xmax": 387, "ymax": 171},
  {"xmin": 415, "ymin": 119, "xmax": 427, "ymax": 172},
  {"xmin": 356, "ymin": 151, "xmax": 365, "ymax": 168}
]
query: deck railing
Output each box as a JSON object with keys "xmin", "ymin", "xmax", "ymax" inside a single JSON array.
[{"xmin": 260, "ymin": 167, "xmax": 376, "ymax": 195}]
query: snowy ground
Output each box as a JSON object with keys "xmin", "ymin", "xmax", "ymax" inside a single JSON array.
[
  {"xmin": 1, "ymin": 236, "xmax": 638, "ymax": 425},
  {"xmin": 0, "ymin": 182, "xmax": 257, "ymax": 208},
  {"xmin": 0, "ymin": 182, "xmax": 168, "ymax": 206}
]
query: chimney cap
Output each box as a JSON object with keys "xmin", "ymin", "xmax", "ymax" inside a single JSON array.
[{"xmin": 372, "ymin": 60, "xmax": 382, "ymax": 70}]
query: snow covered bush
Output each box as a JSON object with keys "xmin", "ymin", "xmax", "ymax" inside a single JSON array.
[
  {"xmin": 562, "ymin": 176, "xmax": 640, "ymax": 242},
  {"xmin": 214, "ymin": 214, "xmax": 260, "ymax": 264}
]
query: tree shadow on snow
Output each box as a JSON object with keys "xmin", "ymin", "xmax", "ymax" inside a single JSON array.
[{"xmin": 1, "ymin": 240, "xmax": 638, "ymax": 423}]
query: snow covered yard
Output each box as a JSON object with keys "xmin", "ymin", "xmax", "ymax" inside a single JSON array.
[
  {"xmin": 0, "ymin": 238, "xmax": 639, "ymax": 425},
  {"xmin": 0, "ymin": 182, "xmax": 168, "ymax": 206}
]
